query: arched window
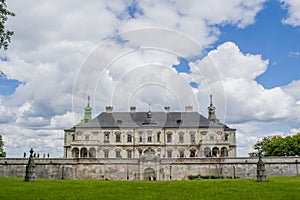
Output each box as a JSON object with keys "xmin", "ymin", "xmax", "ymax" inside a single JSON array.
[
  {"xmin": 89, "ymin": 148, "xmax": 96, "ymax": 158},
  {"xmin": 212, "ymin": 147, "xmax": 219, "ymax": 157},
  {"xmin": 204, "ymin": 147, "xmax": 211, "ymax": 157},
  {"xmin": 80, "ymin": 148, "xmax": 88, "ymax": 158},
  {"xmin": 72, "ymin": 148, "xmax": 79, "ymax": 158},
  {"xmin": 221, "ymin": 147, "xmax": 228, "ymax": 157},
  {"xmin": 189, "ymin": 149, "xmax": 196, "ymax": 157},
  {"xmin": 179, "ymin": 150, "xmax": 185, "ymax": 158}
]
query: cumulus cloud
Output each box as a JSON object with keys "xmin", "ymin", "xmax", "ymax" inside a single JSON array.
[
  {"xmin": 2, "ymin": 0, "xmax": 299, "ymax": 158},
  {"xmin": 118, "ymin": 0, "xmax": 266, "ymax": 46},
  {"xmin": 188, "ymin": 42, "xmax": 299, "ymax": 126},
  {"xmin": 185, "ymin": 41, "xmax": 300, "ymax": 156},
  {"xmin": 281, "ymin": 0, "xmax": 300, "ymax": 26},
  {"xmin": 0, "ymin": 104, "xmax": 15, "ymax": 123}
]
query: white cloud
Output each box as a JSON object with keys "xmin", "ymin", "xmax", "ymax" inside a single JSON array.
[
  {"xmin": 207, "ymin": 42, "xmax": 268, "ymax": 80},
  {"xmin": 49, "ymin": 111, "xmax": 82, "ymax": 130},
  {"xmin": 189, "ymin": 42, "xmax": 298, "ymax": 126},
  {"xmin": 281, "ymin": 0, "xmax": 300, "ymax": 26},
  {"xmin": 2, "ymin": 0, "xmax": 300, "ymax": 158},
  {"xmin": 0, "ymin": 104, "xmax": 15, "ymax": 123},
  {"xmin": 118, "ymin": 0, "xmax": 266, "ymax": 47},
  {"xmin": 291, "ymin": 128, "xmax": 300, "ymax": 135}
]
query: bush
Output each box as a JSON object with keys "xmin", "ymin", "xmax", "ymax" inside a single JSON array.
[
  {"xmin": 188, "ymin": 174, "xmax": 201, "ymax": 180},
  {"xmin": 188, "ymin": 174, "xmax": 225, "ymax": 180},
  {"xmin": 188, "ymin": 175, "xmax": 197, "ymax": 180}
]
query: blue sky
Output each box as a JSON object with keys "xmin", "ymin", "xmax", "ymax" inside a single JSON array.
[
  {"xmin": 215, "ymin": 0, "xmax": 300, "ymax": 88},
  {"xmin": 173, "ymin": 0, "xmax": 300, "ymax": 90},
  {"xmin": 1, "ymin": 0, "xmax": 300, "ymax": 157},
  {"xmin": 169, "ymin": 0, "xmax": 300, "ymax": 90}
]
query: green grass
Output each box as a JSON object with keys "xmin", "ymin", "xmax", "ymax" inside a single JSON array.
[{"xmin": 1, "ymin": 176, "xmax": 300, "ymax": 200}]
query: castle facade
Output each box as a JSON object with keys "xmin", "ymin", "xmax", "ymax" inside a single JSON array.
[{"xmin": 64, "ymin": 96, "xmax": 236, "ymax": 160}]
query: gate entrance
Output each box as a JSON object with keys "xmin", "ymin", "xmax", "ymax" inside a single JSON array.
[{"xmin": 144, "ymin": 168, "xmax": 155, "ymax": 181}]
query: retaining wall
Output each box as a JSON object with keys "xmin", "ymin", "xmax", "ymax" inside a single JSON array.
[{"xmin": 0, "ymin": 157, "xmax": 299, "ymax": 180}]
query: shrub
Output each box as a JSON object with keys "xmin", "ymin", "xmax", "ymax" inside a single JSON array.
[{"xmin": 188, "ymin": 174, "xmax": 225, "ymax": 180}]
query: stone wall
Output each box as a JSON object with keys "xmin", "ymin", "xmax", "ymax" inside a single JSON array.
[{"xmin": 0, "ymin": 157, "xmax": 299, "ymax": 180}]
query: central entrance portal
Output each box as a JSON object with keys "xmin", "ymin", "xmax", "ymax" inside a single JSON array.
[{"xmin": 144, "ymin": 168, "xmax": 156, "ymax": 181}]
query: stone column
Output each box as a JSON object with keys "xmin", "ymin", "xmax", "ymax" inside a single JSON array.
[{"xmin": 24, "ymin": 148, "xmax": 36, "ymax": 182}]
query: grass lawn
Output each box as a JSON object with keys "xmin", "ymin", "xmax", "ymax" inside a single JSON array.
[{"xmin": 0, "ymin": 176, "xmax": 299, "ymax": 200}]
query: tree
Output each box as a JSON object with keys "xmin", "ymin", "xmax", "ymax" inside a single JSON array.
[
  {"xmin": 250, "ymin": 133, "xmax": 300, "ymax": 157},
  {"xmin": 0, "ymin": 0, "xmax": 15, "ymax": 50},
  {"xmin": 0, "ymin": 135, "xmax": 6, "ymax": 157}
]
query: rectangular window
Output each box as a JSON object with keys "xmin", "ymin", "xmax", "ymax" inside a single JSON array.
[
  {"xmin": 139, "ymin": 134, "xmax": 143, "ymax": 143},
  {"xmin": 104, "ymin": 132, "xmax": 109, "ymax": 143},
  {"xmin": 225, "ymin": 134, "xmax": 229, "ymax": 141},
  {"xmin": 116, "ymin": 151, "xmax": 121, "ymax": 158},
  {"xmin": 104, "ymin": 151, "xmax": 109, "ymax": 158},
  {"xmin": 127, "ymin": 151, "xmax": 132, "ymax": 158},
  {"xmin": 179, "ymin": 134, "xmax": 184, "ymax": 143},
  {"xmin": 179, "ymin": 151, "xmax": 184, "ymax": 158},
  {"xmin": 190, "ymin": 134, "xmax": 195, "ymax": 143},
  {"xmin": 167, "ymin": 134, "xmax": 172, "ymax": 143},
  {"xmin": 116, "ymin": 133, "xmax": 121, "ymax": 143},
  {"xmin": 147, "ymin": 132, "xmax": 152, "ymax": 143},
  {"xmin": 157, "ymin": 132, "xmax": 160, "ymax": 142},
  {"xmin": 167, "ymin": 151, "xmax": 172, "ymax": 158},
  {"xmin": 210, "ymin": 136, "xmax": 214, "ymax": 141},
  {"xmin": 127, "ymin": 134, "xmax": 132, "ymax": 143},
  {"xmin": 85, "ymin": 135, "xmax": 89, "ymax": 141}
]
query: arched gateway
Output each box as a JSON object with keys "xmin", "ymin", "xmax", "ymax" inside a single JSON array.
[{"xmin": 144, "ymin": 168, "xmax": 156, "ymax": 181}]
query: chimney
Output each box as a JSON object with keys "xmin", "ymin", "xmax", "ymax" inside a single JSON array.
[
  {"xmin": 185, "ymin": 105, "xmax": 193, "ymax": 112},
  {"xmin": 130, "ymin": 106, "xmax": 136, "ymax": 113},
  {"xmin": 164, "ymin": 106, "xmax": 170, "ymax": 113},
  {"xmin": 106, "ymin": 106, "xmax": 113, "ymax": 113}
]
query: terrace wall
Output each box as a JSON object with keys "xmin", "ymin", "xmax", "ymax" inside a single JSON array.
[{"xmin": 0, "ymin": 157, "xmax": 299, "ymax": 180}]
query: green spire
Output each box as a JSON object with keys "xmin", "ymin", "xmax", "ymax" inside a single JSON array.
[{"xmin": 83, "ymin": 96, "xmax": 92, "ymax": 123}]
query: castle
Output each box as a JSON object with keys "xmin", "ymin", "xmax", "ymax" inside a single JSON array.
[
  {"xmin": 63, "ymin": 95, "xmax": 236, "ymax": 160},
  {"xmin": 2, "ymin": 97, "xmax": 299, "ymax": 180}
]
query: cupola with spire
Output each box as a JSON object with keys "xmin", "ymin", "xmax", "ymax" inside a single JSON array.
[
  {"xmin": 142, "ymin": 103, "xmax": 157, "ymax": 125},
  {"xmin": 83, "ymin": 96, "xmax": 92, "ymax": 123},
  {"xmin": 208, "ymin": 94, "xmax": 219, "ymax": 123}
]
